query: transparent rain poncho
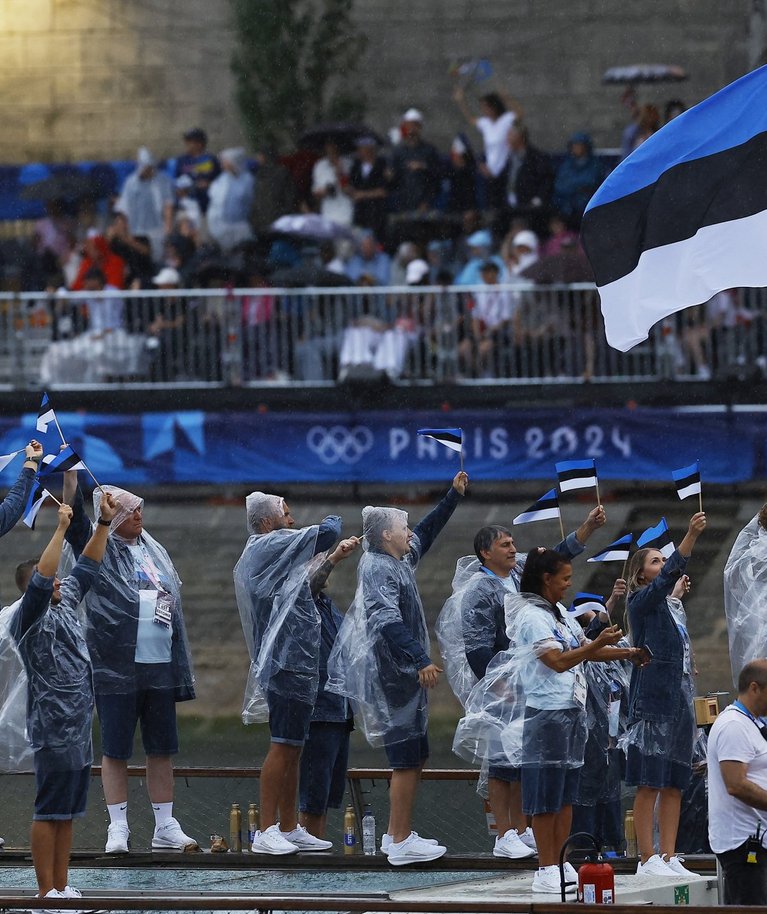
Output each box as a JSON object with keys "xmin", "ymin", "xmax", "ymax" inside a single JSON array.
[
  {"xmin": 234, "ymin": 524, "xmax": 324, "ymax": 724},
  {"xmin": 723, "ymin": 514, "xmax": 767, "ymax": 687},
  {"xmin": 327, "ymin": 506, "xmax": 431, "ymax": 747},
  {"xmin": 0, "ymin": 569, "xmax": 94, "ymax": 772},
  {"xmin": 435, "ymin": 556, "xmax": 483, "ymax": 707},
  {"xmin": 245, "ymin": 492, "xmax": 285, "ymax": 535},
  {"xmin": 454, "ymin": 592, "xmax": 588, "ymax": 769},
  {"xmin": 71, "ymin": 486, "xmax": 194, "ymax": 698},
  {"xmin": 0, "ymin": 602, "xmax": 34, "ymax": 772}
]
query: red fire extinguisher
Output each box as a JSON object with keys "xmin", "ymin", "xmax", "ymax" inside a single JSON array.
[
  {"xmin": 559, "ymin": 831, "xmax": 615, "ymax": 904},
  {"xmin": 579, "ymin": 852, "xmax": 615, "ymax": 904}
]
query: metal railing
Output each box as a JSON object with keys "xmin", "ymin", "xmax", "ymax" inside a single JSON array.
[{"xmin": 0, "ymin": 284, "xmax": 763, "ymax": 390}]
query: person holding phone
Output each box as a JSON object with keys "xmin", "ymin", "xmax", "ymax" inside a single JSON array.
[{"xmin": 625, "ymin": 512, "xmax": 707, "ymax": 878}]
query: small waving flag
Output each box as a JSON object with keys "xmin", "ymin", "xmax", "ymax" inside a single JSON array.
[
  {"xmin": 637, "ymin": 517, "xmax": 675, "ymax": 558},
  {"xmin": 416, "ymin": 428, "xmax": 463, "ymax": 453},
  {"xmin": 0, "ymin": 450, "xmax": 23, "ymax": 472},
  {"xmin": 568, "ymin": 592, "xmax": 606, "ymax": 618},
  {"xmin": 587, "ymin": 534, "xmax": 632, "ymax": 563},
  {"xmin": 38, "ymin": 446, "xmax": 85, "ymax": 477},
  {"xmin": 22, "ymin": 483, "xmax": 54, "ymax": 530},
  {"xmin": 672, "ymin": 462, "xmax": 701, "ymax": 500},
  {"xmin": 513, "ymin": 488, "xmax": 560, "ymax": 525},
  {"xmin": 36, "ymin": 392, "xmax": 57, "ymax": 435},
  {"xmin": 556, "ymin": 458, "xmax": 597, "ymax": 492}
]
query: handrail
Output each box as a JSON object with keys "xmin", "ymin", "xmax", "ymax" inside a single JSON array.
[{"xmin": 4, "ymin": 766, "xmax": 480, "ymax": 780}]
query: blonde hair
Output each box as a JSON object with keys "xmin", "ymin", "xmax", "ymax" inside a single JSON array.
[{"xmin": 625, "ymin": 547, "xmax": 662, "ymax": 639}]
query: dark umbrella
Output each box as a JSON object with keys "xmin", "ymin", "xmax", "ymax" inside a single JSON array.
[
  {"xmin": 270, "ymin": 213, "xmax": 355, "ymax": 241},
  {"xmin": 520, "ymin": 243, "xmax": 594, "ymax": 284},
  {"xmin": 298, "ymin": 122, "xmax": 384, "ymax": 154},
  {"xmin": 269, "ymin": 262, "xmax": 350, "ymax": 288},
  {"xmin": 602, "ymin": 64, "xmax": 688, "ymax": 85},
  {"xmin": 19, "ymin": 171, "xmax": 104, "ymax": 202}
]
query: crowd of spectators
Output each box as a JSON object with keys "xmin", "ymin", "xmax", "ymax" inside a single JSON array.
[{"xmin": 4, "ymin": 91, "xmax": 751, "ymax": 385}]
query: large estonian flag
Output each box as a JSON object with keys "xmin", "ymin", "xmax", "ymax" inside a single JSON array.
[
  {"xmin": 416, "ymin": 428, "xmax": 463, "ymax": 453},
  {"xmin": 513, "ymin": 488, "xmax": 560, "ymax": 525},
  {"xmin": 581, "ymin": 66, "xmax": 767, "ymax": 351},
  {"xmin": 672, "ymin": 461, "xmax": 702, "ymax": 500},
  {"xmin": 587, "ymin": 534, "xmax": 632, "ymax": 563},
  {"xmin": 637, "ymin": 517, "xmax": 675, "ymax": 558},
  {"xmin": 556, "ymin": 458, "xmax": 597, "ymax": 493}
]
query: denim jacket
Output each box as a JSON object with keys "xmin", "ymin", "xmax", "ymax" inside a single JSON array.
[{"xmin": 627, "ymin": 549, "xmax": 688, "ymax": 723}]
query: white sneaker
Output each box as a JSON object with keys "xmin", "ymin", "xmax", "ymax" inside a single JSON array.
[
  {"xmin": 519, "ymin": 826, "xmax": 537, "ymax": 851},
  {"xmin": 531, "ymin": 865, "xmax": 578, "ymax": 895},
  {"xmin": 387, "ymin": 832, "xmax": 447, "ymax": 866},
  {"xmin": 104, "ymin": 822, "xmax": 130, "ymax": 854},
  {"xmin": 664, "ymin": 854, "xmax": 704, "ymax": 879},
  {"xmin": 0, "ymin": 835, "xmax": 4, "ymax": 847},
  {"xmin": 279, "ymin": 825, "xmax": 332, "ymax": 851},
  {"xmin": 637, "ymin": 854, "xmax": 676, "ymax": 876},
  {"xmin": 493, "ymin": 828, "xmax": 536, "ymax": 859},
  {"xmin": 61, "ymin": 885, "xmax": 103, "ymax": 914},
  {"xmin": 37, "ymin": 888, "xmax": 66, "ymax": 914},
  {"xmin": 563, "ymin": 861, "xmax": 579, "ymax": 883},
  {"xmin": 381, "ymin": 831, "xmax": 439, "ymax": 856},
  {"xmin": 151, "ymin": 817, "xmax": 198, "ymax": 851},
  {"xmin": 250, "ymin": 824, "xmax": 299, "ymax": 855}
]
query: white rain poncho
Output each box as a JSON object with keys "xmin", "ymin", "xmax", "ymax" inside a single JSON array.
[
  {"xmin": 435, "ymin": 556, "xmax": 484, "ymax": 707},
  {"xmin": 454, "ymin": 592, "xmax": 588, "ymax": 769},
  {"xmin": 0, "ymin": 563, "xmax": 96, "ymax": 772},
  {"xmin": 66, "ymin": 486, "xmax": 194, "ymax": 698},
  {"xmin": 234, "ymin": 524, "xmax": 325, "ymax": 724},
  {"xmin": 327, "ymin": 507, "xmax": 433, "ymax": 747},
  {"xmin": 723, "ymin": 514, "xmax": 767, "ymax": 686},
  {"xmin": 0, "ymin": 603, "xmax": 34, "ymax": 772}
]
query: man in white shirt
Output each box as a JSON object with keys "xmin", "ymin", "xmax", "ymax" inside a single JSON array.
[{"xmin": 708, "ymin": 658, "xmax": 767, "ymax": 904}]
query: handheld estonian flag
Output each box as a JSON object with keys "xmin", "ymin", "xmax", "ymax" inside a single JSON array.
[
  {"xmin": 0, "ymin": 450, "xmax": 23, "ymax": 472},
  {"xmin": 513, "ymin": 488, "xmax": 560, "ymax": 525},
  {"xmin": 22, "ymin": 482, "xmax": 53, "ymax": 530},
  {"xmin": 637, "ymin": 517, "xmax": 675, "ymax": 558},
  {"xmin": 582, "ymin": 65, "xmax": 767, "ymax": 351},
  {"xmin": 556, "ymin": 458, "xmax": 597, "ymax": 493},
  {"xmin": 672, "ymin": 462, "xmax": 702, "ymax": 500},
  {"xmin": 37, "ymin": 446, "xmax": 85, "ymax": 477},
  {"xmin": 568, "ymin": 592, "xmax": 606, "ymax": 618},
  {"xmin": 36, "ymin": 392, "xmax": 57, "ymax": 435},
  {"xmin": 416, "ymin": 428, "xmax": 463, "ymax": 453},
  {"xmin": 587, "ymin": 534, "xmax": 632, "ymax": 563}
]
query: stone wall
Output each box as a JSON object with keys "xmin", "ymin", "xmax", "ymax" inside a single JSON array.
[{"xmin": 0, "ymin": 0, "xmax": 752, "ymax": 163}]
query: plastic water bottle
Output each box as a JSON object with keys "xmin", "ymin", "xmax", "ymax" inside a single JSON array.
[{"xmin": 362, "ymin": 805, "xmax": 376, "ymax": 856}]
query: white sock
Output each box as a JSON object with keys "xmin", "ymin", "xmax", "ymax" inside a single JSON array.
[
  {"xmin": 107, "ymin": 802, "xmax": 128, "ymax": 826},
  {"xmin": 152, "ymin": 802, "xmax": 173, "ymax": 826}
]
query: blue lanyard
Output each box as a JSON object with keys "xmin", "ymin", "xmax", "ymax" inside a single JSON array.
[{"xmin": 732, "ymin": 700, "xmax": 767, "ymax": 739}]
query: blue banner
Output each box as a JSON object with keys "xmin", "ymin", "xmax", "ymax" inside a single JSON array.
[{"xmin": 0, "ymin": 406, "xmax": 759, "ymax": 487}]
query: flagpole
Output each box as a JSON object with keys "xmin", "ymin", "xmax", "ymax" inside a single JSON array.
[
  {"xmin": 53, "ymin": 415, "xmax": 67, "ymax": 447},
  {"xmin": 595, "ymin": 477, "xmax": 601, "ymax": 509},
  {"xmin": 621, "ymin": 556, "xmax": 628, "ymax": 581},
  {"xmin": 558, "ymin": 510, "xmax": 565, "ymax": 543},
  {"xmin": 460, "ymin": 448, "xmax": 464, "ymax": 474},
  {"xmin": 48, "ymin": 492, "xmax": 62, "ymax": 507},
  {"xmin": 697, "ymin": 459, "xmax": 702, "ymax": 513},
  {"xmin": 82, "ymin": 461, "xmax": 103, "ymax": 492}
]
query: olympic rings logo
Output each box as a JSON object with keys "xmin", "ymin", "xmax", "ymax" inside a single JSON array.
[{"xmin": 307, "ymin": 425, "xmax": 374, "ymax": 465}]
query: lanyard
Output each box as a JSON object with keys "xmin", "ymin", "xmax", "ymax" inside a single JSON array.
[{"xmin": 732, "ymin": 701, "xmax": 767, "ymax": 740}]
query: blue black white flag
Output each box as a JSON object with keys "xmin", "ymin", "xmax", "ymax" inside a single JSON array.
[
  {"xmin": 513, "ymin": 488, "xmax": 560, "ymax": 525},
  {"xmin": 22, "ymin": 483, "xmax": 53, "ymax": 530},
  {"xmin": 587, "ymin": 534, "xmax": 632, "ymax": 563},
  {"xmin": 416, "ymin": 428, "xmax": 463, "ymax": 453},
  {"xmin": 568, "ymin": 592, "xmax": 606, "ymax": 618},
  {"xmin": 0, "ymin": 450, "xmax": 22, "ymax": 472},
  {"xmin": 38, "ymin": 446, "xmax": 85, "ymax": 477},
  {"xmin": 581, "ymin": 66, "xmax": 767, "ymax": 351},
  {"xmin": 36, "ymin": 392, "xmax": 57, "ymax": 435},
  {"xmin": 637, "ymin": 517, "xmax": 675, "ymax": 558},
  {"xmin": 672, "ymin": 462, "xmax": 702, "ymax": 500},
  {"xmin": 556, "ymin": 458, "xmax": 597, "ymax": 493}
]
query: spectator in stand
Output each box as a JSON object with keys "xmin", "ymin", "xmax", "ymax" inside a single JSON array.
[
  {"xmin": 539, "ymin": 213, "xmax": 578, "ymax": 259},
  {"xmin": 172, "ymin": 175, "xmax": 204, "ymax": 236},
  {"xmin": 242, "ymin": 268, "xmax": 276, "ymax": 380},
  {"xmin": 457, "ymin": 260, "xmax": 515, "ymax": 378},
  {"xmin": 501, "ymin": 123, "xmax": 554, "ymax": 237},
  {"xmin": 79, "ymin": 268, "xmax": 124, "ymax": 337},
  {"xmin": 552, "ymin": 133, "xmax": 604, "ymax": 228},
  {"xmin": 500, "ymin": 229, "xmax": 539, "ymax": 278},
  {"xmin": 174, "ymin": 127, "xmax": 220, "ymax": 213},
  {"xmin": 106, "ymin": 215, "xmax": 155, "ymax": 294},
  {"xmin": 444, "ymin": 136, "xmax": 479, "ymax": 233},
  {"xmin": 621, "ymin": 104, "xmax": 660, "ymax": 160},
  {"xmin": 452, "ymin": 86, "xmax": 520, "ymax": 211},
  {"xmin": 70, "ymin": 230, "xmax": 125, "ymax": 292},
  {"xmin": 390, "ymin": 241, "xmax": 420, "ymax": 287},
  {"xmin": 326, "ymin": 238, "xmax": 354, "ymax": 279},
  {"xmin": 146, "ymin": 267, "xmax": 187, "ymax": 380},
  {"xmin": 250, "ymin": 149, "xmax": 297, "ymax": 234},
  {"xmin": 664, "ymin": 98, "xmax": 686, "ymax": 124},
  {"xmin": 114, "ymin": 147, "xmax": 174, "ymax": 262},
  {"xmin": 348, "ymin": 135, "xmax": 389, "ymax": 241},
  {"xmin": 454, "ymin": 229, "xmax": 508, "ymax": 286},
  {"xmin": 207, "ymin": 148, "xmax": 255, "ymax": 253},
  {"xmin": 390, "ymin": 109, "xmax": 441, "ymax": 214},
  {"xmin": 312, "ymin": 141, "xmax": 353, "ymax": 227},
  {"xmin": 346, "ymin": 231, "xmax": 391, "ymax": 286}
]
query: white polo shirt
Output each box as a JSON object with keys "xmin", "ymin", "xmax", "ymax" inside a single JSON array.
[{"xmin": 708, "ymin": 704, "xmax": 767, "ymax": 854}]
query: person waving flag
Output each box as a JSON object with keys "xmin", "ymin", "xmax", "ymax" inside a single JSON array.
[{"xmin": 581, "ymin": 65, "xmax": 767, "ymax": 351}]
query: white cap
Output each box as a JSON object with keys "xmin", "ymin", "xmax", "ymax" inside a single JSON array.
[
  {"xmin": 175, "ymin": 174, "xmax": 194, "ymax": 189},
  {"xmin": 137, "ymin": 146, "xmax": 156, "ymax": 167},
  {"xmin": 406, "ymin": 258, "xmax": 430, "ymax": 284},
  {"xmin": 152, "ymin": 267, "xmax": 180, "ymax": 287},
  {"xmin": 402, "ymin": 108, "xmax": 424, "ymax": 123},
  {"xmin": 512, "ymin": 230, "xmax": 539, "ymax": 252}
]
